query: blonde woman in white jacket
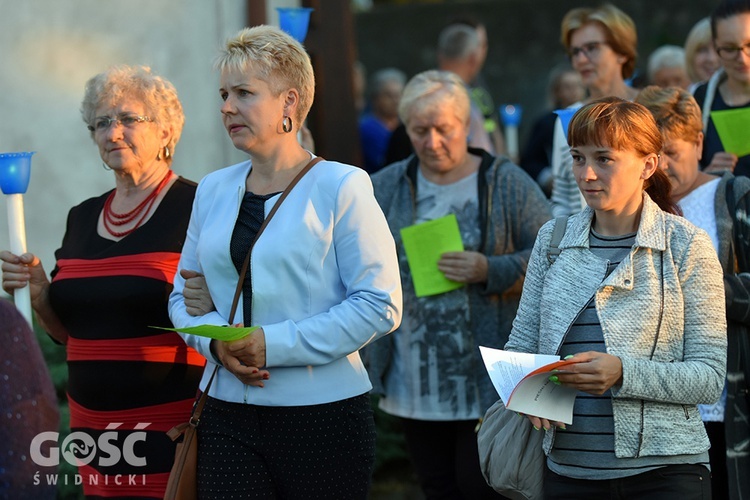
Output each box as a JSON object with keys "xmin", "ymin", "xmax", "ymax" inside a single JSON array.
[
  {"xmin": 168, "ymin": 26, "xmax": 402, "ymax": 499},
  {"xmin": 505, "ymin": 97, "xmax": 727, "ymax": 499}
]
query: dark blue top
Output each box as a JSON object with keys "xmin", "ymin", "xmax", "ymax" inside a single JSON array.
[
  {"xmin": 359, "ymin": 114, "xmax": 394, "ymax": 174},
  {"xmin": 694, "ymin": 81, "xmax": 750, "ymax": 178}
]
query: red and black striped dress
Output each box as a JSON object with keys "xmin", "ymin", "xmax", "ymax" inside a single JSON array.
[{"xmin": 48, "ymin": 178, "xmax": 205, "ymax": 499}]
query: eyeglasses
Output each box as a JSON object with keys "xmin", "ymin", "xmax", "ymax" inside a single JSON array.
[
  {"xmin": 716, "ymin": 43, "xmax": 750, "ymax": 60},
  {"xmin": 568, "ymin": 41, "xmax": 608, "ymax": 60},
  {"xmin": 88, "ymin": 114, "xmax": 152, "ymax": 132}
]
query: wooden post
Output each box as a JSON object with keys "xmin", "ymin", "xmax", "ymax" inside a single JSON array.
[
  {"xmin": 246, "ymin": 1, "xmax": 266, "ymax": 27},
  {"xmin": 244, "ymin": 1, "xmax": 361, "ymax": 166},
  {"xmin": 301, "ymin": 0, "xmax": 362, "ymax": 167}
]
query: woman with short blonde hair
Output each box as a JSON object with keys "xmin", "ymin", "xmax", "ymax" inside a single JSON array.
[
  {"xmin": 170, "ymin": 25, "xmax": 402, "ymax": 498},
  {"xmin": 684, "ymin": 17, "xmax": 720, "ymax": 86}
]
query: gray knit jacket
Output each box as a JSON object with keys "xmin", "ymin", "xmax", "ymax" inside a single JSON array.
[
  {"xmin": 365, "ymin": 150, "xmax": 553, "ymax": 413},
  {"xmin": 505, "ymin": 193, "xmax": 727, "ymax": 458}
]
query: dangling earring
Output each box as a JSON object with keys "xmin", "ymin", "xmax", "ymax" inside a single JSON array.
[
  {"xmin": 102, "ymin": 163, "xmax": 112, "ymax": 171},
  {"xmin": 282, "ymin": 116, "xmax": 293, "ymax": 133},
  {"xmin": 156, "ymin": 150, "xmax": 163, "ymax": 161},
  {"xmin": 164, "ymin": 146, "xmax": 171, "ymax": 160}
]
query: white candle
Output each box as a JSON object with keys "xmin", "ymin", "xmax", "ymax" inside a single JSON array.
[{"xmin": 7, "ymin": 193, "xmax": 32, "ymax": 326}]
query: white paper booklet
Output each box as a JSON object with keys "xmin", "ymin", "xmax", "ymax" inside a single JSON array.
[{"xmin": 479, "ymin": 346, "xmax": 579, "ymax": 425}]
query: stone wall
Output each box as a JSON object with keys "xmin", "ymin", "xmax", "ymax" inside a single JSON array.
[{"xmin": 0, "ymin": 0, "xmax": 249, "ymax": 290}]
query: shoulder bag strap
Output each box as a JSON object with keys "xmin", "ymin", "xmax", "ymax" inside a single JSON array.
[
  {"xmin": 189, "ymin": 155, "xmax": 324, "ymax": 421},
  {"xmin": 228, "ymin": 155, "xmax": 323, "ymax": 324},
  {"xmin": 727, "ymin": 177, "xmax": 737, "ymax": 271},
  {"xmin": 547, "ymin": 215, "xmax": 569, "ymax": 264},
  {"xmin": 702, "ymin": 68, "xmax": 725, "ymax": 133}
]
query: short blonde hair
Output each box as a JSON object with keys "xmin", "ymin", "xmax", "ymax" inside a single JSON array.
[
  {"xmin": 684, "ymin": 17, "xmax": 713, "ymax": 83},
  {"xmin": 80, "ymin": 65, "xmax": 184, "ymax": 162},
  {"xmin": 635, "ymin": 85, "xmax": 703, "ymax": 143},
  {"xmin": 216, "ymin": 25, "xmax": 315, "ymax": 125},
  {"xmin": 561, "ymin": 4, "xmax": 638, "ymax": 79},
  {"xmin": 398, "ymin": 70, "xmax": 470, "ymax": 126}
]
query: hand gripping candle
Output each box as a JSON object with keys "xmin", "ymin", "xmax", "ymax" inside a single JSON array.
[{"xmin": 0, "ymin": 152, "xmax": 35, "ymax": 325}]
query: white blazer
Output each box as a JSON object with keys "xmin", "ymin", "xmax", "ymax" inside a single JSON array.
[{"xmin": 169, "ymin": 158, "xmax": 402, "ymax": 406}]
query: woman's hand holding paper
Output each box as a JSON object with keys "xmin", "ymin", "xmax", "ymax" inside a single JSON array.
[{"xmin": 552, "ymin": 351, "xmax": 623, "ymax": 395}]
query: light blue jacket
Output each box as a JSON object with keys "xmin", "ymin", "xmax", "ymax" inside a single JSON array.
[
  {"xmin": 505, "ymin": 194, "xmax": 727, "ymax": 458},
  {"xmin": 169, "ymin": 158, "xmax": 402, "ymax": 406}
]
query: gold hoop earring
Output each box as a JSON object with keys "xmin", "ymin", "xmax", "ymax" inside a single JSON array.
[
  {"xmin": 164, "ymin": 146, "xmax": 171, "ymax": 160},
  {"xmin": 282, "ymin": 116, "xmax": 293, "ymax": 133}
]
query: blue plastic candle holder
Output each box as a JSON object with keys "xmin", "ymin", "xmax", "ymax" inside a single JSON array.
[
  {"xmin": 0, "ymin": 152, "xmax": 35, "ymax": 195},
  {"xmin": 277, "ymin": 7, "xmax": 314, "ymax": 43},
  {"xmin": 554, "ymin": 108, "xmax": 579, "ymax": 139},
  {"xmin": 499, "ymin": 104, "xmax": 523, "ymax": 127}
]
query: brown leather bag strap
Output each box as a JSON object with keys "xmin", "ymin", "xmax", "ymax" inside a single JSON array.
[
  {"xmin": 168, "ymin": 362, "xmax": 219, "ymax": 442},
  {"xmin": 190, "ymin": 157, "xmax": 323, "ymax": 413},
  {"xmin": 188, "ymin": 363, "xmax": 219, "ymax": 427},
  {"xmin": 228, "ymin": 155, "xmax": 324, "ymax": 324}
]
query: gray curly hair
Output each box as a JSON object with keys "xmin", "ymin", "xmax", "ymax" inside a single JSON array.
[{"xmin": 80, "ymin": 65, "xmax": 185, "ymax": 163}]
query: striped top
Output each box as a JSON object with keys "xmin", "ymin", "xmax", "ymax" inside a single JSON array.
[
  {"xmin": 547, "ymin": 228, "xmax": 709, "ymax": 480},
  {"xmin": 48, "ymin": 178, "xmax": 205, "ymax": 498}
]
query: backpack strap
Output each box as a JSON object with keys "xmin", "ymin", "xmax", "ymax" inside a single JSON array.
[
  {"xmin": 547, "ymin": 215, "xmax": 569, "ymax": 264},
  {"xmin": 727, "ymin": 177, "xmax": 738, "ymax": 272},
  {"xmin": 727, "ymin": 176, "xmax": 737, "ymax": 220},
  {"xmin": 701, "ymin": 68, "xmax": 725, "ymax": 134}
]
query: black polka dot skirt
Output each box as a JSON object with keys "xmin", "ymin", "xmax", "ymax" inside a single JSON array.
[{"xmin": 196, "ymin": 393, "xmax": 376, "ymax": 499}]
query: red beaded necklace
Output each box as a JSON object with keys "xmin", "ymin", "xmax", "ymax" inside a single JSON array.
[{"xmin": 102, "ymin": 169, "xmax": 173, "ymax": 238}]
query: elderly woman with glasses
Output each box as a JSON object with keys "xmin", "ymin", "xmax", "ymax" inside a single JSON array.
[
  {"xmin": 693, "ymin": 0, "xmax": 750, "ymax": 177},
  {"xmin": 550, "ymin": 3, "xmax": 640, "ymax": 217},
  {"xmin": 0, "ymin": 65, "xmax": 203, "ymax": 498}
]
